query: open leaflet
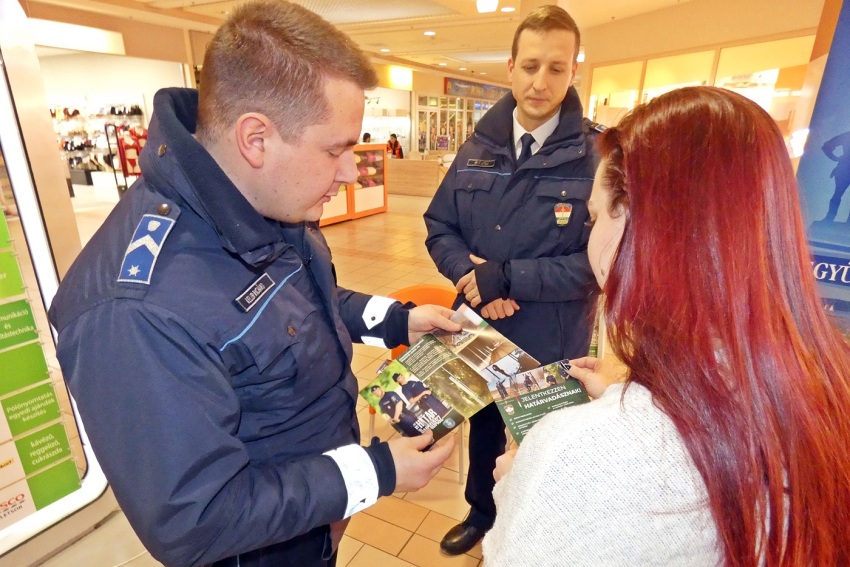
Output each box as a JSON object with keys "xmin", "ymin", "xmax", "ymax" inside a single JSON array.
[{"xmin": 358, "ymin": 305, "xmax": 590, "ymax": 443}]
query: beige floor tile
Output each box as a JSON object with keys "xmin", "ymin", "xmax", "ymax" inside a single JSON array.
[
  {"xmin": 347, "ymin": 544, "xmax": 417, "ymax": 567},
  {"xmin": 40, "ymin": 511, "xmax": 152, "ymax": 567},
  {"xmin": 415, "ymin": 510, "xmax": 460, "ymax": 543},
  {"xmin": 467, "ymin": 541, "xmax": 484, "ymax": 560},
  {"xmin": 363, "ymin": 495, "xmax": 430, "ymax": 532},
  {"xmin": 403, "ymin": 467, "xmax": 470, "ymax": 522},
  {"xmin": 350, "ymin": 353, "xmax": 378, "ymax": 374},
  {"xmin": 352, "ymin": 343, "xmax": 390, "ymax": 358},
  {"xmin": 337, "ymin": 535, "xmax": 363, "ymax": 567},
  {"xmin": 345, "ymin": 513, "xmax": 413, "ymax": 556},
  {"xmin": 398, "ymin": 534, "xmax": 479, "ymax": 567}
]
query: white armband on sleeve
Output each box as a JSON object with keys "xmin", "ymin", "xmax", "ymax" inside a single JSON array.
[
  {"xmin": 362, "ymin": 296, "xmax": 399, "ymax": 330},
  {"xmin": 323, "ymin": 444, "xmax": 380, "ymax": 518},
  {"xmin": 361, "ymin": 336, "xmax": 389, "ymax": 349}
]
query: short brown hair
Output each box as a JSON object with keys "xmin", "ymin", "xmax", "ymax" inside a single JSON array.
[
  {"xmin": 197, "ymin": 0, "xmax": 378, "ymax": 145},
  {"xmin": 511, "ymin": 5, "xmax": 580, "ymax": 63}
]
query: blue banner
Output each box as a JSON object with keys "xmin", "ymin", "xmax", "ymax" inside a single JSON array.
[{"xmin": 797, "ymin": 1, "xmax": 850, "ymax": 331}]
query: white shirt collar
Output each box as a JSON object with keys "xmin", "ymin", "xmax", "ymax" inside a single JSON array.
[{"xmin": 512, "ymin": 106, "xmax": 561, "ymax": 158}]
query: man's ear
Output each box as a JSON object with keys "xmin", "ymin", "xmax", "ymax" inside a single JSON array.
[
  {"xmin": 568, "ymin": 60, "xmax": 579, "ymax": 88},
  {"xmin": 234, "ymin": 113, "xmax": 272, "ymax": 169},
  {"xmin": 507, "ymin": 58, "xmax": 515, "ymax": 82}
]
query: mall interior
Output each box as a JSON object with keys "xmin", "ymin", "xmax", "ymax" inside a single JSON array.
[{"xmin": 0, "ymin": 0, "xmax": 844, "ymax": 565}]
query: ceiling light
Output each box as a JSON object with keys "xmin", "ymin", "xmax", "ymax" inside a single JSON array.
[
  {"xmin": 460, "ymin": 67, "xmax": 467, "ymax": 71},
  {"xmin": 577, "ymin": 52, "xmax": 585, "ymax": 63},
  {"xmin": 424, "ymin": 31, "xmax": 436, "ymax": 36},
  {"xmin": 477, "ymin": 0, "xmax": 498, "ymax": 13},
  {"xmin": 501, "ymin": 6, "xmax": 515, "ymax": 12},
  {"xmin": 480, "ymin": 72, "xmax": 487, "ymax": 75},
  {"xmin": 381, "ymin": 48, "xmax": 390, "ymax": 52},
  {"xmin": 438, "ymin": 62, "xmax": 447, "ymax": 66}
]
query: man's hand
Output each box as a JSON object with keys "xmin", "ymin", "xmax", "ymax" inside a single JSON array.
[
  {"xmin": 566, "ymin": 356, "xmax": 628, "ymax": 399},
  {"xmin": 456, "ymin": 254, "xmax": 487, "ymax": 307},
  {"xmin": 480, "ymin": 298, "xmax": 521, "ymax": 320},
  {"xmin": 494, "ymin": 447, "xmax": 518, "ymax": 483},
  {"xmin": 408, "ymin": 305, "xmax": 461, "ymax": 344},
  {"xmin": 388, "ymin": 431, "xmax": 456, "ymax": 492}
]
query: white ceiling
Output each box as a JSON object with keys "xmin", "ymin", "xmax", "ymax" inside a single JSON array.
[{"xmin": 29, "ymin": 0, "xmax": 697, "ymax": 85}]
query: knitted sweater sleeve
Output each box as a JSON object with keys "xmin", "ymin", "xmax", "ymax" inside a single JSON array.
[{"xmin": 483, "ymin": 384, "xmax": 721, "ymax": 567}]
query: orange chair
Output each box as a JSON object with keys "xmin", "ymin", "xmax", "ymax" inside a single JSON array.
[
  {"xmin": 368, "ymin": 284, "xmax": 466, "ymax": 483},
  {"xmin": 388, "ymin": 284, "xmax": 458, "ymax": 359}
]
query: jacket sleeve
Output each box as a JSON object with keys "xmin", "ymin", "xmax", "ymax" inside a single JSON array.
[
  {"xmin": 336, "ymin": 288, "xmax": 411, "ymax": 348},
  {"xmin": 507, "ymin": 249, "xmax": 597, "ymax": 303},
  {"xmin": 423, "ymin": 162, "xmax": 476, "ymax": 284},
  {"xmin": 56, "ymin": 300, "xmax": 349, "ymax": 567}
]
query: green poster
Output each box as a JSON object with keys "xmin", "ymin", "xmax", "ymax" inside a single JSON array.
[
  {"xmin": 0, "ymin": 214, "xmax": 10, "ymax": 249},
  {"xmin": 27, "ymin": 458, "xmax": 80, "ymax": 510},
  {"xmin": 0, "ymin": 343, "xmax": 50, "ymax": 397},
  {"xmin": 1, "ymin": 383, "xmax": 60, "ymax": 437},
  {"xmin": 14, "ymin": 422, "xmax": 71, "ymax": 476},
  {"xmin": 0, "ymin": 252, "xmax": 24, "ymax": 300},
  {"xmin": 0, "ymin": 300, "xmax": 38, "ymax": 351}
]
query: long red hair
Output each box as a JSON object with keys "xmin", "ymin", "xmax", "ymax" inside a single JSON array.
[{"xmin": 598, "ymin": 86, "xmax": 850, "ymax": 565}]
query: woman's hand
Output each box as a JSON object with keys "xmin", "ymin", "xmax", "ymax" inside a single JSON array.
[
  {"xmin": 567, "ymin": 357, "xmax": 627, "ymax": 399},
  {"xmin": 494, "ymin": 448, "xmax": 518, "ymax": 483}
]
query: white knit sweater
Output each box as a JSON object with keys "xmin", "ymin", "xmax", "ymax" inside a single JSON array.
[{"xmin": 483, "ymin": 383, "xmax": 721, "ymax": 566}]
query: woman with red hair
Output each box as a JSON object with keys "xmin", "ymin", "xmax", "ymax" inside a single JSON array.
[{"xmin": 483, "ymin": 86, "xmax": 850, "ymax": 566}]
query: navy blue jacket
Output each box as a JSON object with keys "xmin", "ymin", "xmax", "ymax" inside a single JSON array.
[
  {"xmin": 424, "ymin": 87, "xmax": 600, "ymax": 364},
  {"xmin": 48, "ymin": 88, "xmax": 406, "ymax": 567}
]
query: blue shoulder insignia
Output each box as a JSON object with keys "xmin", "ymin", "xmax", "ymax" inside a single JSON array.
[
  {"xmin": 588, "ymin": 121, "xmax": 607, "ymax": 133},
  {"xmin": 117, "ymin": 214, "xmax": 176, "ymax": 285}
]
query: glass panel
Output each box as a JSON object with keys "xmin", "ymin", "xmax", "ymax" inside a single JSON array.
[
  {"xmin": 428, "ymin": 111, "xmax": 438, "ymax": 150},
  {"xmin": 428, "ymin": 97, "xmax": 438, "ymax": 107},
  {"xmin": 418, "ymin": 96, "xmax": 427, "ymax": 107},
  {"xmin": 590, "ymin": 60, "xmax": 643, "ymax": 126},
  {"xmin": 642, "ymin": 50, "xmax": 715, "ymax": 103},
  {"xmin": 715, "ymin": 36, "xmax": 815, "ymax": 134}
]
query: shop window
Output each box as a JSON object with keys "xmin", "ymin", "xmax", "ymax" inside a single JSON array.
[
  {"xmin": 589, "ymin": 61, "xmax": 643, "ymax": 126},
  {"xmin": 642, "ymin": 50, "xmax": 714, "ymax": 103}
]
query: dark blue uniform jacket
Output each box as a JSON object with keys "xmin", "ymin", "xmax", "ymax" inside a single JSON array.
[
  {"xmin": 424, "ymin": 87, "xmax": 601, "ymax": 364},
  {"xmin": 48, "ymin": 88, "xmax": 407, "ymax": 567}
]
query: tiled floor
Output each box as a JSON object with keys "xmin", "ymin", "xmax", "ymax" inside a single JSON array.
[{"xmin": 46, "ymin": 190, "xmax": 485, "ymax": 567}]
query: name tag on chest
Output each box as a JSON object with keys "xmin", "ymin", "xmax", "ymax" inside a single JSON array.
[
  {"xmin": 467, "ymin": 159, "xmax": 495, "ymax": 168},
  {"xmin": 235, "ymin": 273, "xmax": 276, "ymax": 312}
]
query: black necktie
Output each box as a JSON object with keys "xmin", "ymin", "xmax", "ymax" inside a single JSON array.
[{"xmin": 516, "ymin": 133, "xmax": 535, "ymax": 169}]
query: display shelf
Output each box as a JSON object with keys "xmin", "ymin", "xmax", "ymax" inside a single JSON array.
[{"xmin": 318, "ymin": 143, "xmax": 388, "ymax": 226}]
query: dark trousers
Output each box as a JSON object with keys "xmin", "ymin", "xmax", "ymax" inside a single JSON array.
[
  {"xmin": 464, "ymin": 402, "xmax": 506, "ymax": 529},
  {"xmin": 210, "ymin": 525, "xmax": 337, "ymax": 567}
]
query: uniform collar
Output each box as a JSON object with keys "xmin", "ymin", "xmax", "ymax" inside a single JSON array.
[
  {"xmin": 512, "ymin": 106, "xmax": 560, "ymax": 157},
  {"xmin": 475, "ymin": 86, "xmax": 585, "ymax": 152},
  {"xmin": 140, "ymin": 88, "xmax": 287, "ymax": 266}
]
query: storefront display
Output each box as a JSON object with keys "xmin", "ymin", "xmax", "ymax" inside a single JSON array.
[
  {"xmin": 319, "ymin": 143, "xmax": 388, "ymax": 226},
  {"xmin": 417, "ymin": 95, "xmax": 497, "ymax": 153}
]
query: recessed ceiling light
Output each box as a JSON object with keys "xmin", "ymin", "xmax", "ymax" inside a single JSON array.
[
  {"xmin": 501, "ymin": 6, "xmax": 516, "ymax": 12},
  {"xmin": 460, "ymin": 67, "xmax": 467, "ymax": 71},
  {"xmin": 381, "ymin": 48, "xmax": 390, "ymax": 52},
  {"xmin": 424, "ymin": 31, "xmax": 436, "ymax": 36},
  {"xmin": 438, "ymin": 62, "xmax": 447, "ymax": 66},
  {"xmin": 577, "ymin": 52, "xmax": 585, "ymax": 63},
  {"xmin": 477, "ymin": 0, "xmax": 498, "ymax": 13},
  {"xmin": 480, "ymin": 72, "xmax": 487, "ymax": 75}
]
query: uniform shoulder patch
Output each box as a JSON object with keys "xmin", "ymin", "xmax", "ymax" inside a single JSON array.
[
  {"xmin": 117, "ymin": 214, "xmax": 176, "ymax": 285},
  {"xmin": 587, "ymin": 121, "xmax": 607, "ymax": 133}
]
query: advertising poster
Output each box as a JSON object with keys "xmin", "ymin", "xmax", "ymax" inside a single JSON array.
[{"xmin": 796, "ymin": 1, "xmax": 850, "ymax": 336}]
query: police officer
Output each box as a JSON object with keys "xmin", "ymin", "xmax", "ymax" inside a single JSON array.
[
  {"xmin": 48, "ymin": 3, "xmax": 458, "ymax": 567},
  {"xmin": 424, "ymin": 5, "xmax": 601, "ymax": 555},
  {"xmin": 393, "ymin": 372, "xmax": 450, "ymax": 416}
]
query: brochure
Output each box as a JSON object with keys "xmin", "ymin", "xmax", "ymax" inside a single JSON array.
[
  {"xmin": 359, "ymin": 304, "xmax": 539, "ymax": 441},
  {"xmin": 492, "ymin": 360, "xmax": 590, "ymax": 444}
]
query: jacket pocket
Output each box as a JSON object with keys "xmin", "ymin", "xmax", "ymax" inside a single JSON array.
[
  {"xmin": 531, "ymin": 178, "xmax": 592, "ymax": 245},
  {"xmin": 222, "ymin": 284, "xmax": 317, "ymax": 410},
  {"xmin": 455, "ymin": 170, "xmax": 499, "ymax": 231}
]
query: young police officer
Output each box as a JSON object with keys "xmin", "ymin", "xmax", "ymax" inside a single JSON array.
[
  {"xmin": 424, "ymin": 5, "xmax": 602, "ymax": 555},
  {"xmin": 48, "ymin": 3, "xmax": 459, "ymax": 566}
]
